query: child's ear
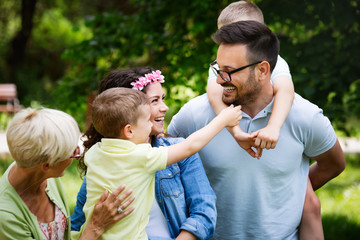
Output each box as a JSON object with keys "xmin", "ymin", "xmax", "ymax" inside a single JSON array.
[{"xmin": 123, "ymin": 124, "xmax": 133, "ymax": 139}]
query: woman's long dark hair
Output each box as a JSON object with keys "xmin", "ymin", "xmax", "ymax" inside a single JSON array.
[{"xmin": 78, "ymin": 67, "xmax": 154, "ymax": 177}]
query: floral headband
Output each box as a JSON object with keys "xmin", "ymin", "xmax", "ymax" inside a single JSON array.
[{"xmin": 131, "ymin": 70, "xmax": 165, "ymax": 91}]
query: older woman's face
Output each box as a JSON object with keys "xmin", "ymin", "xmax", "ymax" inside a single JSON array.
[
  {"xmin": 50, "ymin": 158, "xmax": 73, "ymax": 178},
  {"xmin": 143, "ymin": 82, "xmax": 169, "ymax": 136}
]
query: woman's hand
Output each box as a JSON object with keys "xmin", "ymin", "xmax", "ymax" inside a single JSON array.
[{"xmin": 79, "ymin": 184, "xmax": 135, "ymax": 240}]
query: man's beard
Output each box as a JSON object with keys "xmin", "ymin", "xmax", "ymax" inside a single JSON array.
[{"xmin": 222, "ymin": 69, "xmax": 260, "ymax": 106}]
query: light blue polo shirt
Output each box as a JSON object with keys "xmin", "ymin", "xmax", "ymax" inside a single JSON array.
[{"xmin": 168, "ymin": 93, "xmax": 336, "ymax": 240}]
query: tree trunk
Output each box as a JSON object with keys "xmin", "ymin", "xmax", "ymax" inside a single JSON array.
[{"xmin": 6, "ymin": 0, "xmax": 37, "ymax": 84}]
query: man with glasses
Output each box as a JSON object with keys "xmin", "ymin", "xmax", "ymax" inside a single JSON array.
[
  {"xmin": 206, "ymin": 1, "xmax": 294, "ymax": 161},
  {"xmin": 168, "ymin": 21, "xmax": 345, "ymax": 239}
]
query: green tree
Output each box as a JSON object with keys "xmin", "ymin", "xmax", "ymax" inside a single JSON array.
[
  {"xmin": 1, "ymin": 0, "xmax": 359, "ymax": 135},
  {"xmin": 0, "ymin": 0, "xmax": 105, "ymax": 105},
  {"xmin": 59, "ymin": 0, "xmax": 360, "ymax": 135},
  {"xmin": 259, "ymin": 0, "xmax": 360, "ymax": 135}
]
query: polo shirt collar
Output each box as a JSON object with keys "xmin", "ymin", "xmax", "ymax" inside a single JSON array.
[{"xmin": 242, "ymin": 97, "xmax": 274, "ymax": 120}]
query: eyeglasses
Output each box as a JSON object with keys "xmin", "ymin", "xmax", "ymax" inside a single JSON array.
[
  {"xmin": 210, "ymin": 60, "xmax": 261, "ymax": 82},
  {"xmin": 70, "ymin": 146, "xmax": 82, "ymax": 159}
]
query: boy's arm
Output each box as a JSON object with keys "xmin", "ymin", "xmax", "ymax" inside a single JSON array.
[
  {"xmin": 207, "ymin": 75, "xmax": 252, "ymax": 141},
  {"xmin": 167, "ymin": 105, "xmax": 242, "ymax": 166},
  {"xmin": 253, "ymin": 75, "xmax": 294, "ymax": 149},
  {"xmin": 207, "ymin": 71, "xmax": 260, "ymax": 158}
]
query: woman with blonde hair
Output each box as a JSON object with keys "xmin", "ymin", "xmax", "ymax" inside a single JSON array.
[{"xmin": 0, "ymin": 107, "xmax": 134, "ymax": 240}]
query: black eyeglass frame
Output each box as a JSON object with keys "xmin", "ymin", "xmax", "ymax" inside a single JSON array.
[{"xmin": 210, "ymin": 60, "xmax": 262, "ymax": 82}]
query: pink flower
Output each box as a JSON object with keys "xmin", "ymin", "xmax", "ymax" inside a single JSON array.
[{"xmin": 131, "ymin": 70, "xmax": 165, "ymax": 90}]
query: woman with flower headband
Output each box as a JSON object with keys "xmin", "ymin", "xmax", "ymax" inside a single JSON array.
[{"xmin": 71, "ymin": 67, "xmax": 217, "ymax": 239}]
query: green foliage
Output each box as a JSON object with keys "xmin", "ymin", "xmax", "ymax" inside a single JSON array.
[
  {"xmin": 259, "ymin": 0, "xmax": 360, "ymax": 135},
  {"xmin": 20, "ymin": 8, "xmax": 91, "ymax": 106},
  {"xmin": 0, "ymin": 0, "xmax": 359, "ymax": 135},
  {"xmin": 0, "ymin": 0, "xmax": 21, "ymax": 47},
  {"xmin": 0, "ymin": 113, "xmax": 12, "ymax": 131},
  {"xmin": 0, "ymin": 0, "xmax": 20, "ymax": 86},
  {"xmin": 56, "ymin": 0, "xmax": 360, "ymax": 135},
  {"xmin": 32, "ymin": 8, "xmax": 91, "ymax": 50},
  {"xmin": 57, "ymin": 0, "xmax": 231, "ymax": 122},
  {"xmin": 317, "ymin": 154, "xmax": 360, "ymax": 239},
  {"xmin": 0, "ymin": 0, "xmax": 91, "ymax": 117}
]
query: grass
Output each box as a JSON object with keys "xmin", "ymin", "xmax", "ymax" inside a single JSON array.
[
  {"xmin": 0, "ymin": 113, "xmax": 13, "ymax": 131},
  {"xmin": 317, "ymin": 154, "xmax": 360, "ymax": 239},
  {"xmin": 1, "ymin": 154, "xmax": 360, "ymax": 239}
]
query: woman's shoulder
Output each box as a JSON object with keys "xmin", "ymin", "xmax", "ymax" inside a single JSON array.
[
  {"xmin": 0, "ymin": 177, "xmax": 28, "ymax": 222},
  {"xmin": 0, "ymin": 163, "xmax": 16, "ymax": 197}
]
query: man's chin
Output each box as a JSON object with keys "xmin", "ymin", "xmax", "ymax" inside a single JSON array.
[{"xmin": 222, "ymin": 96, "xmax": 235, "ymax": 106}]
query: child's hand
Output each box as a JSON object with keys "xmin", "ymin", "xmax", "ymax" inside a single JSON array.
[
  {"xmin": 252, "ymin": 124, "xmax": 281, "ymax": 149},
  {"xmin": 231, "ymin": 125, "xmax": 253, "ymax": 142},
  {"xmin": 219, "ymin": 104, "xmax": 242, "ymax": 127},
  {"xmin": 233, "ymin": 130, "xmax": 262, "ymax": 159},
  {"xmin": 236, "ymin": 138, "xmax": 263, "ymax": 159},
  {"xmin": 225, "ymin": 125, "xmax": 262, "ymax": 159}
]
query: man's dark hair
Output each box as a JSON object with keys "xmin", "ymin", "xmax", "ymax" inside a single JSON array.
[{"xmin": 212, "ymin": 20, "xmax": 279, "ymax": 72}]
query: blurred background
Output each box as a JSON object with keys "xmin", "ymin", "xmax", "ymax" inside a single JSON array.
[
  {"xmin": 0, "ymin": 0, "xmax": 359, "ymax": 133},
  {"xmin": 0, "ymin": 0, "xmax": 359, "ymax": 239}
]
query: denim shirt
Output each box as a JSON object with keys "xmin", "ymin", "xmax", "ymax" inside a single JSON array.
[{"xmin": 71, "ymin": 136, "xmax": 216, "ymax": 240}]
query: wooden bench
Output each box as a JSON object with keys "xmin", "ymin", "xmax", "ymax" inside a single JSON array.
[{"xmin": 0, "ymin": 84, "xmax": 23, "ymax": 113}]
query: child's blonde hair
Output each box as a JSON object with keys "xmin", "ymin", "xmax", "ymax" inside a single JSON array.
[
  {"xmin": 218, "ymin": 1, "xmax": 264, "ymax": 28},
  {"xmin": 7, "ymin": 108, "xmax": 80, "ymax": 168},
  {"xmin": 92, "ymin": 87, "xmax": 149, "ymax": 138}
]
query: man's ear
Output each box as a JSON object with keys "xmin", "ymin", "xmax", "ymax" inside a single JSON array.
[
  {"xmin": 257, "ymin": 61, "xmax": 270, "ymax": 81},
  {"xmin": 122, "ymin": 124, "xmax": 133, "ymax": 139}
]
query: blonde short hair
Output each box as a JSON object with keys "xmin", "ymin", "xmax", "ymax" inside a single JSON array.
[
  {"xmin": 92, "ymin": 87, "xmax": 149, "ymax": 138},
  {"xmin": 6, "ymin": 108, "xmax": 81, "ymax": 168},
  {"xmin": 218, "ymin": 1, "xmax": 264, "ymax": 27}
]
